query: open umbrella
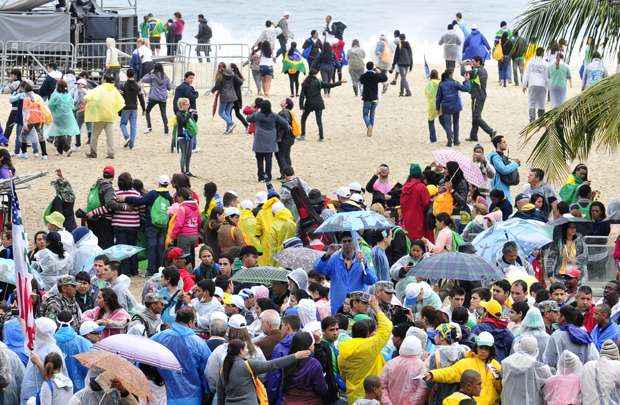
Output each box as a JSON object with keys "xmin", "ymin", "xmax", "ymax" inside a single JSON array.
[
  {"xmin": 94, "ymin": 334, "xmax": 181, "ymax": 371},
  {"xmin": 0, "ymin": 258, "xmax": 15, "ymax": 285},
  {"xmin": 75, "ymin": 351, "xmax": 151, "ymax": 400},
  {"xmin": 412, "ymin": 252, "xmax": 504, "ymax": 282},
  {"xmin": 314, "ymin": 211, "xmax": 392, "ymax": 233},
  {"xmin": 275, "ymin": 247, "xmax": 323, "ymax": 273},
  {"xmin": 548, "ymin": 216, "xmax": 593, "ymax": 240},
  {"xmin": 231, "ymin": 266, "xmax": 290, "ymax": 285},
  {"xmin": 102, "ymin": 244, "xmax": 145, "ymax": 261},
  {"xmin": 472, "ymin": 218, "xmax": 553, "ymax": 263},
  {"xmin": 432, "ymin": 149, "xmax": 486, "ymax": 187}
]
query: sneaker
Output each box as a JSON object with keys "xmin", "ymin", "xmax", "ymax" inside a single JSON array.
[
  {"xmin": 366, "ymin": 126, "xmax": 373, "ymax": 137},
  {"xmin": 144, "ymin": 128, "xmax": 152, "ymax": 134},
  {"xmin": 18, "ymin": 153, "xmax": 28, "ymax": 159},
  {"xmin": 123, "ymin": 140, "xmax": 130, "ymax": 148},
  {"xmin": 405, "ymin": 91, "xmax": 412, "ymax": 97},
  {"xmin": 193, "ymin": 147, "xmax": 201, "ymax": 153},
  {"xmin": 33, "ymin": 152, "xmax": 40, "ymax": 157},
  {"xmin": 41, "ymin": 155, "xmax": 48, "ymax": 160},
  {"xmin": 229, "ymin": 123, "xmax": 236, "ymax": 134}
]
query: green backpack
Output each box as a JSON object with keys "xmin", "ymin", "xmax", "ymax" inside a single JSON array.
[
  {"xmin": 150, "ymin": 195, "xmax": 171, "ymax": 228},
  {"xmin": 186, "ymin": 117, "xmax": 198, "ymax": 137},
  {"xmin": 86, "ymin": 185, "xmax": 102, "ymax": 212},
  {"xmin": 451, "ymin": 230, "xmax": 465, "ymax": 252}
]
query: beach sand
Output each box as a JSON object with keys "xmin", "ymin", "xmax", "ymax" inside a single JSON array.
[{"xmin": 4, "ymin": 62, "xmax": 619, "ymax": 238}]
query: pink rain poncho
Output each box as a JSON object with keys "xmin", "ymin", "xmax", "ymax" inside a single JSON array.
[
  {"xmin": 543, "ymin": 351, "xmax": 582, "ymax": 405},
  {"xmin": 380, "ymin": 336, "xmax": 429, "ymax": 405}
]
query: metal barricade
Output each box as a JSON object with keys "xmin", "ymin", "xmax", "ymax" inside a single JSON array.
[
  {"xmin": 1, "ymin": 41, "xmax": 73, "ymax": 87},
  {"xmin": 584, "ymin": 235, "xmax": 613, "ymax": 281},
  {"xmin": 73, "ymin": 41, "xmax": 137, "ymax": 73}
]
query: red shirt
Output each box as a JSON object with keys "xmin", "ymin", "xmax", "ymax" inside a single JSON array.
[{"xmin": 179, "ymin": 267, "xmax": 195, "ymax": 292}]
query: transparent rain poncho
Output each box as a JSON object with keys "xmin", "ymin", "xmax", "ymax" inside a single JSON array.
[
  {"xmin": 543, "ymin": 351, "xmax": 582, "ymax": 405},
  {"xmin": 511, "ymin": 307, "xmax": 550, "ymax": 362}
]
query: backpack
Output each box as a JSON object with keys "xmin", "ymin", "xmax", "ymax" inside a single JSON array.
[
  {"xmin": 23, "ymin": 96, "xmax": 47, "ymax": 125},
  {"xmin": 290, "ymin": 111, "xmax": 301, "ymax": 137},
  {"xmin": 150, "ymin": 195, "xmax": 171, "ymax": 228},
  {"xmin": 497, "ymin": 154, "xmax": 520, "ymax": 186},
  {"xmin": 284, "ymin": 180, "xmax": 323, "ymax": 235},
  {"xmin": 86, "ymin": 184, "xmax": 102, "ymax": 212}
]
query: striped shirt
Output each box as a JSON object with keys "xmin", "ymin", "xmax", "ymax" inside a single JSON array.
[{"xmin": 111, "ymin": 189, "xmax": 141, "ymax": 228}]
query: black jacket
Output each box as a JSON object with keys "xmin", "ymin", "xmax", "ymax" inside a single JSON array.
[
  {"xmin": 277, "ymin": 109, "xmax": 295, "ymax": 146},
  {"xmin": 359, "ymin": 70, "xmax": 388, "ymax": 102},
  {"xmin": 121, "ymin": 79, "xmax": 146, "ymax": 111},
  {"xmin": 173, "ymin": 82, "xmax": 199, "ymax": 113},
  {"xmin": 51, "ymin": 196, "xmax": 77, "ymax": 231},
  {"xmin": 38, "ymin": 75, "xmax": 57, "ymax": 100},
  {"xmin": 299, "ymin": 76, "xmax": 341, "ymax": 111},
  {"xmin": 196, "ymin": 20, "xmax": 212, "ymax": 43},
  {"xmin": 392, "ymin": 42, "xmax": 413, "ymax": 68}
]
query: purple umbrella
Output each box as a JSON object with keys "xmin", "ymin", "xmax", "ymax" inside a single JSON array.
[{"xmin": 94, "ymin": 334, "xmax": 182, "ymax": 371}]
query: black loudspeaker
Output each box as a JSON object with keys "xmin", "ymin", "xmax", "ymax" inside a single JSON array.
[{"xmin": 84, "ymin": 15, "xmax": 118, "ymax": 41}]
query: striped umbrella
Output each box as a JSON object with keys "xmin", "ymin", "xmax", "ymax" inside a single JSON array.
[{"xmin": 231, "ymin": 266, "xmax": 290, "ymax": 285}]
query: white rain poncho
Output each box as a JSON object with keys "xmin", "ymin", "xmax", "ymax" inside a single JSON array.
[
  {"xmin": 543, "ymin": 351, "xmax": 582, "ymax": 405},
  {"xmin": 298, "ymin": 298, "xmax": 318, "ymax": 327},
  {"xmin": 33, "ymin": 249, "xmax": 74, "ymax": 291},
  {"xmin": 0, "ymin": 341, "xmax": 25, "ymax": 405},
  {"xmin": 72, "ymin": 230, "xmax": 103, "ymax": 275},
  {"xmin": 20, "ymin": 317, "xmax": 67, "ymax": 404},
  {"xmin": 511, "ymin": 307, "xmax": 549, "ymax": 362},
  {"xmin": 500, "ymin": 335, "xmax": 552, "ymax": 405},
  {"xmin": 580, "ymin": 349, "xmax": 620, "ymax": 405}
]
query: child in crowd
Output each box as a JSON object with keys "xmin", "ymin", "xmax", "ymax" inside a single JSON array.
[
  {"xmin": 175, "ymin": 97, "xmax": 197, "ymax": 177},
  {"xmin": 243, "ymin": 97, "xmax": 263, "ymax": 135},
  {"xmin": 353, "ymin": 375, "xmax": 383, "ymax": 405}
]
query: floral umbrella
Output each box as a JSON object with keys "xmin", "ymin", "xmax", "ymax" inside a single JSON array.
[{"xmin": 432, "ymin": 148, "xmax": 486, "ymax": 187}]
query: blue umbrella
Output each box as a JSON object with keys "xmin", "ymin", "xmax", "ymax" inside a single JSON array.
[
  {"xmin": 102, "ymin": 244, "xmax": 145, "ymax": 262},
  {"xmin": 472, "ymin": 218, "xmax": 553, "ymax": 263},
  {"xmin": 314, "ymin": 211, "xmax": 392, "ymax": 234},
  {"xmin": 412, "ymin": 252, "xmax": 504, "ymax": 282}
]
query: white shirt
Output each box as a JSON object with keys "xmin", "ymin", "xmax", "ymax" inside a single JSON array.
[
  {"xmin": 138, "ymin": 45, "xmax": 153, "ymax": 63},
  {"xmin": 523, "ymin": 57, "xmax": 549, "ymax": 89}
]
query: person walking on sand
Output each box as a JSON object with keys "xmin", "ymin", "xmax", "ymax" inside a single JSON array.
[
  {"xmin": 374, "ymin": 35, "xmax": 393, "ymax": 94},
  {"xmin": 436, "ymin": 69, "xmax": 470, "ymax": 147},
  {"xmin": 195, "ymin": 14, "xmax": 212, "ymax": 63},
  {"xmin": 119, "ymin": 68, "xmax": 145, "ymax": 149},
  {"xmin": 84, "ymin": 74, "xmax": 124, "ymax": 159},
  {"xmin": 522, "ymin": 47, "xmax": 548, "ymax": 122},
  {"xmin": 275, "ymin": 12, "xmax": 291, "ymax": 59},
  {"xmin": 48, "ymin": 79, "xmax": 80, "ymax": 156},
  {"xmin": 462, "ymin": 24, "xmax": 491, "ymax": 61},
  {"xmin": 439, "ymin": 24, "xmax": 462, "ymax": 69},
  {"xmin": 509, "ymin": 30, "xmax": 527, "ymax": 86},
  {"xmin": 465, "ymin": 56, "xmax": 496, "ymax": 141},
  {"xmin": 258, "ymin": 41, "xmax": 275, "ymax": 97},
  {"xmin": 302, "ymin": 30, "xmax": 322, "ymax": 68},
  {"xmin": 390, "ymin": 33, "xmax": 413, "ymax": 97},
  {"xmin": 313, "ymin": 42, "xmax": 337, "ymax": 96},
  {"xmin": 211, "ymin": 65, "xmax": 242, "ymax": 135},
  {"xmin": 549, "ymin": 53, "xmax": 572, "ymax": 108},
  {"xmin": 282, "ymin": 42, "xmax": 306, "ymax": 98},
  {"xmin": 347, "ymin": 39, "xmax": 366, "ymax": 96},
  {"xmin": 141, "ymin": 63, "xmax": 172, "ymax": 135},
  {"xmin": 359, "ymin": 62, "xmax": 388, "ymax": 137},
  {"xmin": 424, "ymin": 69, "xmax": 440, "ymax": 144},
  {"xmin": 299, "ymin": 69, "xmax": 343, "ymax": 142}
]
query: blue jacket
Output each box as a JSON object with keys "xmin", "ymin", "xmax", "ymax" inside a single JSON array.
[
  {"xmin": 315, "ymin": 251, "xmax": 378, "ymax": 314},
  {"xmin": 2, "ymin": 318, "xmax": 28, "ymax": 365},
  {"xmin": 54, "ymin": 326, "xmax": 92, "ymax": 392},
  {"xmin": 591, "ymin": 322, "xmax": 620, "ymax": 350},
  {"xmin": 266, "ymin": 334, "xmax": 294, "ymax": 405},
  {"xmin": 488, "ymin": 151, "xmax": 519, "ymax": 200},
  {"xmin": 152, "ymin": 322, "xmax": 211, "ymax": 405},
  {"xmin": 463, "ymin": 29, "xmax": 491, "ymax": 60},
  {"xmin": 472, "ymin": 322, "xmax": 514, "ymax": 361},
  {"xmin": 435, "ymin": 78, "xmax": 470, "ymax": 114}
]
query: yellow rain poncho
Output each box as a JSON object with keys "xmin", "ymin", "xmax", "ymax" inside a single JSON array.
[
  {"xmin": 84, "ymin": 83, "xmax": 125, "ymax": 123},
  {"xmin": 239, "ymin": 208, "xmax": 261, "ymax": 250},
  {"xmin": 255, "ymin": 197, "xmax": 280, "ymax": 265},
  {"xmin": 264, "ymin": 209, "xmax": 297, "ymax": 266},
  {"xmin": 424, "ymin": 79, "xmax": 440, "ymax": 120},
  {"xmin": 338, "ymin": 311, "xmax": 393, "ymax": 404}
]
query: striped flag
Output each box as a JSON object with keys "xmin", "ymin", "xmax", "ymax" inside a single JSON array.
[{"xmin": 10, "ymin": 184, "xmax": 35, "ymax": 348}]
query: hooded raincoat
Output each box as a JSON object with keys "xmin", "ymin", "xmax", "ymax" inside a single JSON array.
[
  {"xmin": 500, "ymin": 336, "xmax": 552, "ymax": 405},
  {"xmin": 400, "ymin": 177, "xmax": 432, "ymax": 241},
  {"xmin": 255, "ymin": 197, "xmax": 280, "ymax": 265},
  {"xmin": 510, "ymin": 307, "xmax": 549, "ymax": 362},
  {"xmin": 33, "ymin": 249, "xmax": 74, "ymax": 291},
  {"xmin": 70, "ymin": 368, "xmax": 139, "ymax": 404},
  {"xmin": 84, "ymin": 83, "xmax": 125, "ymax": 123},
  {"xmin": 338, "ymin": 311, "xmax": 392, "ymax": 404},
  {"xmin": 264, "ymin": 209, "xmax": 297, "ymax": 266},
  {"xmin": 151, "ymin": 322, "xmax": 211, "ymax": 405},
  {"xmin": 462, "ymin": 29, "xmax": 491, "ymax": 60},
  {"xmin": 54, "ymin": 325, "xmax": 92, "ymax": 392},
  {"xmin": 543, "ymin": 351, "xmax": 582, "ymax": 405},
  {"xmin": 543, "ymin": 326, "xmax": 599, "ymax": 369},
  {"xmin": 3, "ymin": 318, "xmax": 29, "ymax": 365},
  {"xmin": 0, "ymin": 341, "xmax": 25, "ymax": 405},
  {"xmin": 72, "ymin": 230, "xmax": 103, "ymax": 275},
  {"xmin": 379, "ymin": 336, "xmax": 428, "ymax": 405},
  {"xmin": 239, "ymin": 208, "xmax": 261, "ymax": 250},
  {"xmin": 48, "ymin": 91, "xmax": 80, "ymax": 137},
  {"xmin": 580, "ymin": 353, "xmax": 620, "ymax": 405}
]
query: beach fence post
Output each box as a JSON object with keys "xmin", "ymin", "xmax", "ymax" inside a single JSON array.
[{"xmin": 1, "ymin": 41, "xmax": 73, "ymax": 88}]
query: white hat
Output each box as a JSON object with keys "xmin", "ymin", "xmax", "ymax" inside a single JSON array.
[
  {"xmin": 471, "ymin": 24, "xmax": 478, "ymax": 30},
  {"xmin": 210, "ymin": 311, "xmax": 228, "ymax": 324},
  {"xmin": 230, "ymin": 295, "xmax": 245, "ymax": 310},
  {"xmin": 240, "ymin": 199, "xmax": 254, "ymax": 210},
  {"xmin": 349, "ymin": 182, "xmax": 363, "ymax": 193},
  {"xmin": 214, "ymin": 287, "xmax": 224, "ymax": 298},
  {"xmin": 79, "ymin": 320, "xmax": 105, "ymax": 336},
  {"xmin": 158, "ymin": 175, "xmax": 170, "ymax": 185},
  {"xmin": 476, "ymin": 331, "xmax": 495, "ymax": 347},
  {"xmin": 283, "ymin": 11, "xmax": 291, "ymax": 16},
  {"xmin": 255, "ymin": 191, "xmax": 268, "ymax": 204},
  {"xmin": 335, "ymin": 186, "xmax": 350, "ymax": 198},
  {"xmin": 226, "ymin": 190, "xmax": 238, "ymax": 197},
  {"xmin": 399, "ymin": 335, "xmax": 423, "ymax": 356},
  {"xmin": 228, "ymin": 314, "xmax": 247, "ymax": 329},
  {"xmin": 350, "ymin": 193, "xmax": 364, "ymax": 204},
  {"xmin": 224, "ymin": 207, "xmax": 240, "ymax": 217},
  {"xmin": 272, "ymin": 201, "xmax": 286, "ymax": 214},
  {"xmin": 77, "ymin": 78, "xmax": 88, "ymax": 86}
]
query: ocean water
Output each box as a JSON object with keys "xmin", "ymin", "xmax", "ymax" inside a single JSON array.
[{"xmin": 120, "ymin": 0, "xmax": 532, "ymax": 63}]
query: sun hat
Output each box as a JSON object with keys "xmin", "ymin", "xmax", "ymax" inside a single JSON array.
[
  {"xmin": 158, "ymin": 175, "xmax": 170, "ymax": 186},
  {"xmin": 45, "ymin": 211, "xmax": 65, "ymax": 229},
  {"xmin": 476, "ymin": 331, "xmax": 495, "ymax": 347},
  {"xmin": 228, "ymin": 314, "xmax": 247, "ymax": 329},
  {"xmin": 479, "ymin": 299, "xmax": 502, "ymax": 318},
  {"xmin": 240, "ymin": 199, "xmax": 254, "ymax": 210},
  {"xmin": 334, "ymin": 186, "xmax": 350, "ymax": 198}
]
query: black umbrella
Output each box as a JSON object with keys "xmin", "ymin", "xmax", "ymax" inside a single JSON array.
[{"xmin": 549, "ymin": 216, "xmax": 593, "ymax": 240}]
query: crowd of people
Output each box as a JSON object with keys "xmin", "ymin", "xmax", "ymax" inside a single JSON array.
[{"xmin": 0, "ymin": 7, "xmax": 618, "ymax": 405}]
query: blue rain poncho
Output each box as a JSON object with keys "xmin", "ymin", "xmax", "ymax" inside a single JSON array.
[
  {"xmin": 54, "ymin": 325, "xmax": 92, "ymax": 392},
  {"xmin": 151, "ymin": 322, "xmax": 211, "ymax": 405},
  {"xmin": 2, "ymin": 318, "xmax": 28, "ymax": 365}
]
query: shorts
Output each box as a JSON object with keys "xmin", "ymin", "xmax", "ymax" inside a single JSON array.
[{"xmin": 259, "ymin": 65, "xmax": 273, "ymax": 77}]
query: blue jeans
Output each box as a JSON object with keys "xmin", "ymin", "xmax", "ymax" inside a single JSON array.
[
  {"xmin": 499, "ymin": 57, "xmax": 510, "ymax": 83},
  {"xmin": 440, "ymin": 112, "xmax": 460, "ymax": 145},
  {"xmin": 113, "ymin": 227, "xmax": 138, "ymax": 276},
  {"xmin": 428, "ymin": 120, "xmax": 437, "ymax": 142},
  {"xmin": 144, "ymin": 224, "xmax": 164, "ymax": 275},
  {"xmin": 120, "ymin": 110, "xmax": 138, "ymax": 147},
  {"xmin": 362, "ymin": 101, "xmax": 377, "ymax": 128},
  {"xmin": 218, "ymin": 102, "xmax": 233, "ymax": 130}
]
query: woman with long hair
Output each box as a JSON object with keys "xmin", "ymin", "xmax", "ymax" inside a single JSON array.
[
  {"xmin": 259, "ymin": 41, "xmax": 275, "ymax": 96},
  {"xmin": 211, "ymin": 62, "xmax": 243, "ymax": 134},
  {"xmin": 299, "ymin": 69, "xmax": 343, "ymax": 141},
  {"xmin": 36, "ymin": 352, "xmax": 73, "ymax": 404},
  {"xmin": 81, "ymin": 287, "xmax": 131, "ymax": 338},
  {"xmin": 230, "ymin": 63, "xmax": 249, "ymax": 130},
  {"xmin": 281, "ymin": 332, "xmax": 328, "ymax": 404},
  {"xmin": 33, "ymin": 231, "xmax": 72, "ymax": 290},
  {"xmin": 589, "ymin": 201, "xmax": 610, "ymax": 237},
  {"xmin": 313, "ymin": 41, "xmax": 336, "ymax": 95},
  {"xmin": 0, "ymin": 148, "xmax": 16, "ymax": 179},
  {"xmin": 546, "ymin": 223, "xmax": 588, "ymax": 279},
  {"xmin": 217, "ymin": 339, "xmax": 310, "ymax": 404},
  {"xmin": 422, "ymin": 212, "xmax": 454, "ymax": 254},
  {"xmin": 247, "ymin": 99, "xmax": 290, "ymax": 182},
  {"xmin": 202, "ymin": 181, "xmax": 219, "ymax": 220},
  {"xmin": 282, "ymin": 42, "xmax": 307, "ymax": 97},
  {"xmin": 498, "ymin": 32, "xmax": 511, "ymax": 87},
  {"xmin": 171, "ymin": 172, "xmax": 200, "ymax": 203},
  {"xmin": 245, "ymin": 46, "xmax": 262, "ymax": 95},
  {"xmin": 445, "ymin": 161, "xmax": 470, "ymax": 214},
  {"xmin": 48, "ymin": 79, "xmax": 80, "ymax": 155},
  {"xmin": 141, "ymin": 62, "xmax": 172, "ymax": 134},
  {"xmin": 28, "ymin": 231, "xmax": 47, "ymax": 263}
]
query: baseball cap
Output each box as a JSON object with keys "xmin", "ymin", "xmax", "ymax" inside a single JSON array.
[
  {"xmin": 255, "ymin": 191, "xmax": 268, "ymax": 204},
  {"xmin": 166, "ymin": 247, "xmax": 189, "ymax": 261},
  {"xmin": 335, "ymin": 186, "xmax": 350, "ymax": 198},
  {"xmin": 538, "ymin": 299, "xmax": 560, "ymax": 313},
  {"xmin": 349, "ymin": 182, "xmax": 364, "ymax": 194},
  {"xmin": 57, "ymin": 275, "xmax": 77, "ymax": 287},
  {"xmin": 240, "ymin": 245, "xmax": 262, "ymax": 257},
  {"xmin": 79, "ymin": 320, "xmax": 105, "ymax": 336},
  {"xmin": 374, "ymin": 281, "xmax": 395, "ymax": 294},
  {"xmin": 158, "ymin": 175, "xmax": 170, "ymax": 186},
  {"xmin": 476, "ymin": 331, "xmax": 495, "ymax": 347},
  {"xmin": 228, "ymin": 314, "xmax": 247, "ymax": 329},
  {"xmin": 515, "ymin": 193, "xmax": 530, "ymax": 203},
  {"xmin": 479, "ymin": 300, "xmax": 502, "ymax": 318},
  {"xmin": 349, "ymin": 291, "xmax": 370, "ymax": 304},
  {"xmin": 560, "ymin": 266, "xmax": 582, "ymax": 279},
  {"xmin": 471, "ymin": 24, "xmax": 478, "ymax": 30},
  {"xmin": 103, "ymin": 166, "xmax": 115, "ymax": 177},
  {"xmin": 224, "ymin": 207, "xmax": 240, "ymax": 217},
  {"xmin": 225, "ymin": 295, "xmax": 245, "ymax": 310},
  {"xmin": 239, "ymin": 288, "xmax": 254, "ymax": 300},
  {"xmin": 404, "ymin": 283, "xmax": 422, "ymax": 306}
]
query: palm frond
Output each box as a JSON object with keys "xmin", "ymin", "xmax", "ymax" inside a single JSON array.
[
  {"xmin": 515, "ymin": 0, "xmax": 620, "ymax": 59},
  {"xmin": 520, "ymin": 74, "xmax": 620, "ymax": 182}
]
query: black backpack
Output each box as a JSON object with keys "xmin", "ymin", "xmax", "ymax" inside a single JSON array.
[{"xmin": 497, "ymin": 154, "xmax": 520, "ymax": 186}]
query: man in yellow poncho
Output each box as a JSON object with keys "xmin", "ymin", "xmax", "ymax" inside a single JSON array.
[
  {"xmin": 255, "ymin": 196, "xmax": 280, "ymax": 265},
  {"xmin": 264, "ymin": 201, "xmax": 296, "ymax": 266},
  {"xmin": 84, "ymin": 74, "xmax": 124, "ymax": 159},
  {"xmin": 425, "ymin": 331, "xmax": 502, "ymax": 405},
  {"xmin": 239, "ymin": 199, "xmax": 261, "ymax": 251},
  {"xmin": 338, "ymin": 295, "xmax": 392, "ymax": 404}
]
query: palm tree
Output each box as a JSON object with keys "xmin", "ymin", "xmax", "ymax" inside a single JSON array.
[{"xmin": 516, "ymin": 0, "xmax": 620, "ymax": 181}]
